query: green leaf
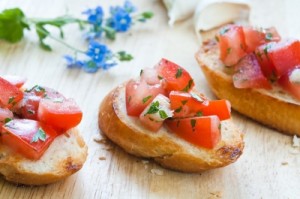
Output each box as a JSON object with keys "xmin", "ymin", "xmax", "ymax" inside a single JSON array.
[
  {"xmin": 159, "ymin": 110, "xmax": 168, "ymax": 119},
  {"xmin": 0, "ymin": 8, "xmax": 29, "ymax": 43},
  {"xmin": 175, "ymin": 68, "xmax": 183, "ymax": 78},
  {"xmin": 31, "ymin": 128, "xmax": 46, "ymax": 143},
  {"xmin": 117, "ymin": 51, "xmax": 134, "ymax": 61},
  {"xmin": 142, "ymin": 95, "xmax": 152, "ymax": 104},
  {"xmin": 103, "ymin": 26, "xmax": 116, "ymax": 40},
  {"xmin": 145, "ymin": 101, "xmax": 160, "ymax": 115},
  {"xmin": 142, "ymin": 12, "xmax": 154, "ymax": 19}
]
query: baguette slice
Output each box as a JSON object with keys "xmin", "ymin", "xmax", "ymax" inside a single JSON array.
[
  {"xmin": 195, "ymin": 40, "xmax": 300, "ymax": 136},
  {"xmin": 98, "ymin": 84, "xmax": 244, "ymax": 172},
  {"xmin": 0, "ymin": 128, "xmax": 87, "ymax": 185}
]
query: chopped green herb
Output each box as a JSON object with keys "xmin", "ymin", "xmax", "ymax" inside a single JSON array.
[
  {"xmin": 149, "ymin": 117, "xmax": 154, "ymax": 121},
  {"xmin": 220, "ymin": 27, "xmax": 229, "ymax": 35},
  {"xmin": 226, "ymin": 47, "xmax": 232, "ymax": 55},
  {"xmin": 157, "ymin": 75, "xmax": 163, "ymax": 80},
  {"xmin": 4, "ymin": 118, "xmax": 12, "ymax": 124},
  {"xmin": 31, "ymin": 128, "xmax": 46, "ymax": 143},
  {"xmin": 142, "ymin": 95, "xmax": 152, "ymax": 104},
  {"xmin": 256, "ymin": 51, "xmax": 262, "ymax": 60},
  {"xmin": 140, "ymin": 69, "xmax": 144, "ymax": 76},
  {"xmin": 215, "ymin": 35, "xmax": 219, "ymax": 42},
  {"xmin": 8, "ymin": 96, "xmax": 15, "ymax": 104},
  {"xmin": 25, "ymin": 85, "xmax": 46, "ymax": 93},
  {"xmin": 182, "ymin": 79, "xmax": 194, "ymax": 92},
  {"xmin": 159, "ymin": 110, "xmax": 168, "ymax": 119},
  {"xmin": 190, "ymin": 119, "xmax": 196, "ymax": 128},
  {"xmin": 175, "ymin": 106, "xmax": 182, "ymax": 113},
  {"xmin": 196, "ymin": 111, "xmax": 203, "ymax": 116},
  {"xmin": 175, "ymin": 68, "xmax": 183, "ymax": 78},
  {"xmin": 181, "ymin": 100, "xmax": 188, "ymax": 105},
  {"xmin": 27, "ymin": 110, "xmax": 35, "ymax": 114},
  {"xmin": 128, "ymin": 96, "xmax": 132, "ymax": 103},
  {"xmin": 265, "ymin": 32, "xmax": 273, "ymax": 41},
  {"xmin": 145, "ymin": 101, "xmax": 160, "ymax": 115},
  {"xmin": 218, "ymin": 124, "xmax": 222, "ymax": 130},
  {"xmin": 190, "ymin": 93, "xmax": 204, "ymax": 103}
]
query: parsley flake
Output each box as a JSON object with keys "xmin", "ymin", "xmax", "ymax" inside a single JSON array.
[
  {"xmin": 142, "ymin": 95, "xmax": 152, "ymax": 104},
  {"xmin": 157, "ymin": 75, "xmax": 163, "ymax": 80},
  {"xmin": 31, "ymin": 128, "xmax": 47, "ymax": 143},
  {"xmin": 182, "ymin": 79, "xmax": 194, "ymax": 92},
  {"xmin": 159, "ymin": 110, "xmax": 168, "ymax": 119},
  {"xmin": 265, "ymin": 33, "xmax": 273, "ymax": 41},
  {"xmin": 145, "ymin": 101, "xmax": 160, "ymax": 115},
  {"xmin": 220, "ymin": 27, "xmax": 229, "ymax": 35},
  {"xmin": 190, "ymin": 119, "xmax": 196, "ymax": 129},
  {"xmin": 181, "ymin": 100, "xmax": 188, "ymax": 105},
  {"xmin": 27, "ymin": 110, "xmax": 35, "ymax": 114},
  {"xmin": 4, "ymin": 118, "xmax": 12, "ymax": 124},
  {"xmin": 226, "ymin": 47, "xmax": 232, "ymax": 55},
  {"xmin": 196, "ymin": 111, "xmax": 203, "ymax": 117},
  {"xmin": 218, "ymin": 124, "xmax": 222, "ymax": 130},
  {"xmin": 175, "ymin": 68, "xmax": 183, "ymax": 78},
  {"xmin": 215, "ymin": 35, "xmax": 219, "ymax": 42},
  {"xmin": 140, "ymin": 69, "xmax": 144, "ymax": 76},
  {"xmin": 8, "ymin": 96, "xmax": 15, "ymax": 104},
  {"xmin": 175, "ymin": 106, "xmax": 182, "ymax": 113}
]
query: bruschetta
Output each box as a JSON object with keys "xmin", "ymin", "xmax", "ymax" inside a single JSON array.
[
  {"xmin": 98, "ymin": 59, "xmax": 244, "ymax": 172},
  {"xmin": 0, "ymin": 76, "xmax": 87, "ymax": 185},
  {"xmin": 195, "ymin": 25, "xmax": 300, "ymax": 136}
]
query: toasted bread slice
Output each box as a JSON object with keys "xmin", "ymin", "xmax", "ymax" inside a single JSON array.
[
  {"xmin": 98, "ymin": 84, "xmax": 244, "ymax": 172},
  {"xmin": 0, "ymin": 128, "xmax": 87, "ymax": 185},
  {"xmin": 195, "ymin": 40, "xmax": 300, "ymax": 136}
]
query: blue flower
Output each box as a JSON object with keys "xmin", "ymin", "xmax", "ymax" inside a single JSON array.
[
  {"xmin": 64, "ymin": 55, "xmax": 84, "ymax": 68},
  {"xmin": 107, "ymin": 1, "xmax": 135, "ymax": 32},
  {"xmin": 82, "ymin": 6, "xmax": 104, "ymax": 26}
]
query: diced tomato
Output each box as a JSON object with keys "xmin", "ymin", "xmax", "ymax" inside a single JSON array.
[
  {"xmin": 17, "ymin": 92, "xmax": 41, "ymax": 120},
  {"xmin": 0, "ymin": 77, "xmax": 23, "ymax": 109},
  {"xmin": 255, "ymin": 42, "xmax": 277, "ymax": 80},
  {"xmin": 202, "ymin": 100, "xmax": 231, "ymax": 120},
  {"xmin": 278, "ymin": 67, "xmax": 300, "ymax": 100},
  {"xmin": 169, "ymin": 91, "xmax": 208, "ymax": 118},
  {"xmin": 217, "ymin": 25, "xmax": 247, "ymax": 66},
  {"xmin": 126, "ymin": 79, "xmax": 166, "ymax": 117},
  {"xmin": 0, "ymin": 108, "xmax": 13, "ymax": 124},
  {"xmin": 1, "ymin": 75, "xmax": 27, "ymax": 88},
  {"xmin": 139, "ymin": 94, "xmax": 172, "ymax": 132},
  {"xmin": 233, "ymin": 53, "xmax": 272, "ymax": 89},
  {"xmin": 1, "ymin": 119, "xmax": 57, "ymax": 160},
  {"xmin": 243, "ymin": 26, "xmax": 281, "ymax": 53},
  {"xmin": 140, "ymin": 67, "xmax": 160, "ymax": 85},
  {"xmin": 156, "ymin": 58, "xmax": 194, "ymax": 93},
  {"xmin": 267, "ymin": 39, "xmax": 300, "ymax": 77},
  {"xmin": 38, "ymin": 98, "xmax": 82, "ymax": 132},
  {"xmin": 166, "ymin": 116, "xmax": 221, "ymax": 149}
]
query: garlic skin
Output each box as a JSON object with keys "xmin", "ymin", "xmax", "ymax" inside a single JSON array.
[
  {"xmin": 289, "ymin": 68, "xmax": 300, "ymax": 85},
  {"xmin": 162, "ymin": 0, "xmax": 199, "ymax": 26},
  {"xmin": 194, "ymin": 0, "xmax": 250, "ymax": 42}
]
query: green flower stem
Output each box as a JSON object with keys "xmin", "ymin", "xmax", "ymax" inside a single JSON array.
[{"xmin": 34, "ymin": 24, "xmax": 85, "ymax": 54}]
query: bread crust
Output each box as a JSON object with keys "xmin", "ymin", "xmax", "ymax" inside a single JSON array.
[
  {"xmin": 0, "ymin": 128, "xmax": 87, "ymax": 185},
  {"xmin": 195, "ymin": 40, "xmax": 300, "ymax": 136},
  {"xmin": 98, "ymin": 84, "xmax": 244, "ymax": 172}
]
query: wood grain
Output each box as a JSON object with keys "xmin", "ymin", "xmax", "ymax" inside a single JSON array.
[{"xmin": 0, "ymin": 0, "xmax": 299, "ymax": 198}]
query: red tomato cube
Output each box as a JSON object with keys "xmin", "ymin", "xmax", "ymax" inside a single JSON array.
[
  {"xmin": 233, "ymin": 53, "xmax": 272, "ymax": 89},
  {"xmin": 1, "ymin": 75, "xmax": 27, "ymax": 88},
  {"xmin": 0, "ymin": 77, "xmax": 23, "ymax": 109},
  {"xmin": 268, "ymin": 39, "xmax": 300, "ymax": 77},
  {"xmin": 126, "ymin": 79, "xmax": 166, "ymax": 117},
  {"xmin": 166, "ymin": 116, "xmax": 221, "ymax": 149},
  {"xmin": 217, "ymin": 25, "xmax": 247, "ymax": 66},
  {"xmin": 169, "ymin": 91, "xmax": 208, "ymax": 118},
  {"xmin": 278, "ymin": 67, "xmax": 300, "ymax": 100},
  {"xmin": 202, "ymin": 100, "xmax": 231, "ymax": 120},
  {"xmin": 1, "ymin": 119, "xmax": 57, "ymax": 160},
  {"xmin": 156, "ymin": 58, "xmax": 194, "ymax": 93}
]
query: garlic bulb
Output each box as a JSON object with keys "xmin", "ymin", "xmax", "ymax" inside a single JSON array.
[
  {"xmin": 194, "ymin": 0, "xmax": 250, "ymax": 42},
  {"xmin": 162, "ymin": 0, "xmax": 199, "ymax": 26}
]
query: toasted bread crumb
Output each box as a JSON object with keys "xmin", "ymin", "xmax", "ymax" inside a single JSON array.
[
  {"xmin": 293, "ymin": 135, "xmax": 300, "ymax": 147},
  {"xmin": 281, "ymin": 162, "xmax": 288, "ymax": 165},
  {"xmin": 94, "ymin": 137, "xmax": 107, "ymax": 144},
  {"xmin": 151, "ymin": 169, "xmax": 164, "ymax": 176},
  {"xmin": 209, "ymin": 191, "xmax": 222, "ymax": 198},
  {"xmin": 99, "ymin": 157, "xmax": 106, "ymax": 160}
]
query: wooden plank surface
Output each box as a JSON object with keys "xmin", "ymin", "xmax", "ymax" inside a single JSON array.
[{"xmin": 0, "ymin": 0, "xmax": 299, "ymax": 198}]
